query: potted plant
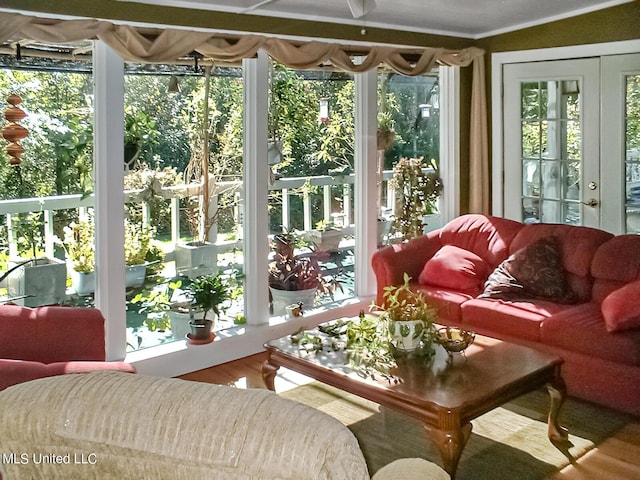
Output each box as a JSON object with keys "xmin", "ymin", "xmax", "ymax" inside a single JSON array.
[
  {"xmin": 370, "ymin": 272, "xmax": 438, "ymax": 353},
  {"xmin": 124, "ymin": 220, "xmax": 155, "ymax": 288},
  {"xmin": 304, "ymin": 219, "xmax": 344, "ymax": 253},
  {"xmin": 268, "ymin": 232, "xmax": 337, "ymax": 316},
  {"xmin": 388, "ymin": 157, "xmax": 443, "ymax": 243},
  {"xmin": 60, "ymin": 214, "xmax": 157, "ymax": 295},
  {"xmin": 184, "ymin": 272, "xmax": 231, "ymax": 344},
  {"xmin": 4, "ymin": 212, "xmax": 67, "ymax": 306}
]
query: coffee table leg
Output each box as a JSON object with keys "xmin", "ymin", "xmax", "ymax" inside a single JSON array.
[
  {"xmin": 547, "ymin": 377, "xmax": 569, "ymax": 444},
  {"xmin": 427, "ymin": 422, "xmax": 472, "ymax": 479},
  {"xmin": 261, "ymin": 359, "xmax": 279, "ymax": 391}
]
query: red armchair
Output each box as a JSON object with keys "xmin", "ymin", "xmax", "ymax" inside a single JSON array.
[{"xmin": 0, "ymin": 304, "xmax": 136, "ymax": 391}]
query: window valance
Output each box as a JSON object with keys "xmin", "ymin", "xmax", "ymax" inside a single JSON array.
[{"xmin": 0, "ymin": 10, "xmax": 488, "ymax": 213}]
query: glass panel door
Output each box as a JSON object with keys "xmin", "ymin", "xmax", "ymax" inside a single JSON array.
[
  {"xmin": 503, "ymin": 59, "xmax": 600, "ymax": 227},
  {"xmin": 600, "ymin": 53, "xmax": 640, "ymax": 234}
]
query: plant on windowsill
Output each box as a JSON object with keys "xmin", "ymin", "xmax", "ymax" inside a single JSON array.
[
  {"xmin": 388, "ymin": 157, "xmax": 443, "ymax": 243},
  {"xmin": 184, "ymin": 272, "xmax": 231, "ymax": 344},
  {"xmin": 370, "ymin": 272, "xmax": 438, "ymax": 353}
]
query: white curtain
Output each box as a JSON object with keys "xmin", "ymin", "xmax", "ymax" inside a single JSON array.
[{"xmin": 0, "ymin": 11, "xmax": 489, "ymax": 213}]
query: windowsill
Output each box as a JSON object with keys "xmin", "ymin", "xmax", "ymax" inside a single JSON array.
[{"xmin": 125, "ymin": 295, "xmax": 373, "ymax": 377}]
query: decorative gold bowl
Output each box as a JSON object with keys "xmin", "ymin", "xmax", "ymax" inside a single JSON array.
[{"xmin": 436, "ymin": 327, "xmax": 475, "ymax": 354}]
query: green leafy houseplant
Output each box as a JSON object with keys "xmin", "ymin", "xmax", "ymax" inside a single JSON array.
[
  {"xmin": 371, "ymin": 272, "xmax": 438, "ymax": 352},
  {"xmin": 185, "ymin": 272, "xmax": 231, "ymax": 329},
  {"xmin": 388, "ymin": 157, "xmax": 443, "ymax": 243}
]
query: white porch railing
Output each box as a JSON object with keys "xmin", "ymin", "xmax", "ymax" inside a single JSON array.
[{"xmin": 0, "ymin": 171, "xmax": 397, "ymax": 262}]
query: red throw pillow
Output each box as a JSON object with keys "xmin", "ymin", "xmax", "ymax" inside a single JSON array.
[
  {"xmin": 601, "ymin": 281, "xmax": 640, "ymax": 332},
  {"xmin": 419, "ymin": 245, "xmax": 489, "ymax": 294},
  {"xmin": 480, "ymin": 235, "xmax": 576, "ymax": 303}
]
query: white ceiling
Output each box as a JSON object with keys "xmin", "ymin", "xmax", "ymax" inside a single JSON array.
[{"xmin": 118, "ymin": 0, "xmax": 633, "ymax": 39}]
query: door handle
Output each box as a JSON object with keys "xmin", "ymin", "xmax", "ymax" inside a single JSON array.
[{"xmin": 582, "ymin": 198, "xmax": 598, "ymax": 207}]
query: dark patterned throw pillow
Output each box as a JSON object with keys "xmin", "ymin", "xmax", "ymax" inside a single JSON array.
[{"xmin": 479, "ymin": 235, "xmax": 576, "ymax": 303}]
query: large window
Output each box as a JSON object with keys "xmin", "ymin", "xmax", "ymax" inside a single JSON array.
[{"xmin": 0, "ymin": 40, "xmax": 448, "ymax": 372}]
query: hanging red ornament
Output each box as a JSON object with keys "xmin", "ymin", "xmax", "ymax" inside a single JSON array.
[{"xmin": 2, "ymin": 93, "xmax": 28, "ymax": 165}]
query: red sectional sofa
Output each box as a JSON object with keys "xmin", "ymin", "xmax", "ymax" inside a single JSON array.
[
  {"xmin": 0, "ymin": 304, "xmax": 136, "ymax": 390},
  {"xmin": 372, "ymin": 214, "xmax": 640, "ymax": 416}
]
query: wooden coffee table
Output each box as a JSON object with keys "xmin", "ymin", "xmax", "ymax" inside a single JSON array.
[{"xmin": 262, "ymin": 320, "xmax": 568, "ymax": 479}]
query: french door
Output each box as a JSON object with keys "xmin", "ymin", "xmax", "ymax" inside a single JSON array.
[{"xmin": 502, "ymin": 54, "xmax": 640, "ymax": 233}]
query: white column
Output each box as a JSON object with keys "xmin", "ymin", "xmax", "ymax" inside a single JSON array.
[
  {"xmin": 243, "ymin": 51, "xmax": 270, "ymax": 325},
  {"xmin": 93, "ymin": 41, "xmax": 126, "ymax": 360},
  {"xmin": 354, "ymin": 69, "xmax": 378, "ymax": 297}
]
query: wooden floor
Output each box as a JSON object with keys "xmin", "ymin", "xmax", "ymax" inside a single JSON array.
[{"xmin": 179, "ymin": 353, "xmax": 640, "ymax": 480}]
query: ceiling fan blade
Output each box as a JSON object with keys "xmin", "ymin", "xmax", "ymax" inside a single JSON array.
[
  {"xmin": 242, "ymin": 0, "xmax": 279, "ymax": 13},
  {"xmin": 346, "ymin": 0, "xmax": 376, "ymax": 19}
]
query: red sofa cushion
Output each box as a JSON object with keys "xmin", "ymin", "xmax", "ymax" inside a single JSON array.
[
  {"xmin": 413, "ymin": 282, "xmax": 472, "ymax": 325},
  {"xmin": 418, "ymin": 245, "xmax": 488, "ymax": 294},
  {"xmin": 510, "ymin": 223, "xmax": 612, "ymax": 302},
  {"xmin": 591, "ymin": 235, "xmax": 640, "ymax": 303},
  {"xmin": 540, "ymin": 303, "xmax": 640, "ymax": 366},
  {"xmin": 601, "ymin": 280, "xmax": 640, "ymax": 332},
  {"xmin": 438, "ymin": 214, "xmax": 523, "ymax": 268},
  {"xmin": 460, "ymin": 297, "xmax": 573, "ymax": 342}
]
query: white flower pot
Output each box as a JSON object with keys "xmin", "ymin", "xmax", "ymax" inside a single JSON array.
[
  {"xmin": 304, "ymin": 229, "xmax": 343, "ymax": 252},
  {"xmin": 269, "ymin": 287, "xmax": 317, "ymax": 317},
  {"xmin": 387, "ymin": 318, "xmax": 425, "ymax": 352},
  {"xmin": 125, "ymin": 264, "xmax": 147, "ymax": 288},
  {"xmin": 6, "ymin": 257, "xmax": 67, "ymax": 307},
  {"xmin": 71, "ymin": 264, "xmax": 146, "ymax": 296},
  {"xmin": 71, "ymin": 269, "xmax": 96, "ymax": 296},
  {"xmin": 174, "ymin": 241, "xmax": 217, "ymax": 279}
]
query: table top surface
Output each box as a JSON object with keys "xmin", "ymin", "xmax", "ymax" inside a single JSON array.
[{"xmin": 265, "ymin": 318, "xmax": 563, "ymax": 418}]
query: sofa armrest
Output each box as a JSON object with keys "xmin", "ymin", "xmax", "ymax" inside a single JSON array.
[
  {"xmin": 371, "ymin": 458, "xmax": 449, "ymax": 480},
  {"xmin": 371, "ymin": 231, "xmax": 442, "ymax": 303}
]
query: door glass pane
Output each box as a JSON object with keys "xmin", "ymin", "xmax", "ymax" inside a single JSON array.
[
  {"xmin": 625, "ymin": 74, "xmax": 640, "ymax": 233},
  {"xmin": 519, "ymin": 80, "xmax": 582, "ymax": 224}
]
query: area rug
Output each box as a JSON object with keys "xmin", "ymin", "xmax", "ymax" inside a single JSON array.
[{"xmin": 281, "ymin": 382, "xmax": 632, "ymax": 479}]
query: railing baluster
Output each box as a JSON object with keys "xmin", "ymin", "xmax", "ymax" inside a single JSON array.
[
  {"xmin": 6, "ymin": 213, "xmax": 17, "ymax": 259},
  {"xmin": 171, "ymin": 197, "xmax": 180, "ymax": 245},
  {"xmin": 44, "ymin": 210, "xmax": 55, "ymax": 258},
  {"xmin": 281, "ymin": 188, "xmax": 290, "ymax": 231},
  {"xmin": 323, "ymin": 185, "xmax": 331, "ymax": 224}
]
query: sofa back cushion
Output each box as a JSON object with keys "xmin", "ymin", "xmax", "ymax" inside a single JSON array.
[
  {"xmin": 510, "ymin": 224, "xmax": 612, "ymax": 302},
  {"xmin": 0, "ymin": 305, "xmax": 106, "ymax": 363},
  {"xmin": 591, "ymin": 234, "xmax": 640, "ymax": 304},
  {"xmin": 438, "ymin": 214, "xmax": 524, "ymax": 269}
]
